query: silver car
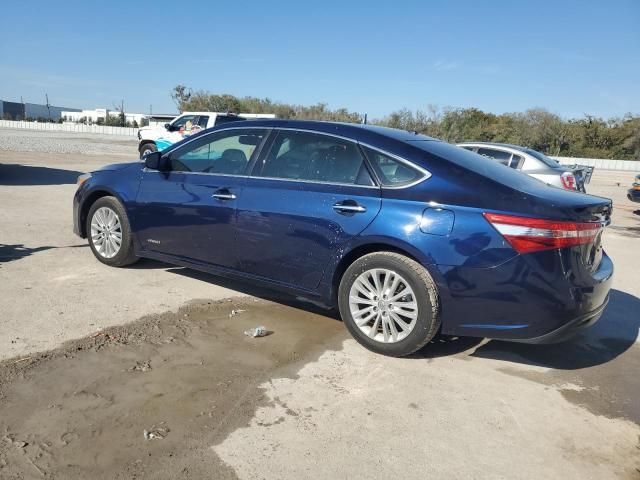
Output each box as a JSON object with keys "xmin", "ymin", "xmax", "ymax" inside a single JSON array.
[{"xmin": 456, "ymin": 142, "xmax": 581, "ymax": 191}]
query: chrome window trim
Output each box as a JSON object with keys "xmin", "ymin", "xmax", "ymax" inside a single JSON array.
[
  {"xmin": 156, "ymin": 125, "xmax": 432, "ymax": 189},
  {"xmin": 259, "ymin": 127, "xmax": 431, "ymax": 190},
  {"xmin": 358, "ymin": 142, "xmax": 432, "ymax": 189},
  {"xmin": 254, "ymin": 127, "xmax": 378, "ymax": 189},
  {"xmin": 141, "ymin": 167, "xmax": 251, "ymax": 179},
  {"xmin": 248, "ymin": 174, "xmax": 380, "ymax": 190}
]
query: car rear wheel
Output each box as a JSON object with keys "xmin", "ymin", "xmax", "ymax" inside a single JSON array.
[
  {"xmin": 86, "ymin": 196, "xmax": 138, "ymax": 267},
  {"xmin": 139, "ymin": 142, "xmax": 157, "ymax": 159},
  {"xmin": 338, "ymin": 252, "xmax": 440, "ymax": 357}
]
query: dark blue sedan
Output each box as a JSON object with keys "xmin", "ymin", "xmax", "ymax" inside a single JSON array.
[{"xmin": 73, "ymin": 120, "xmax": 613, "ymax": 356}]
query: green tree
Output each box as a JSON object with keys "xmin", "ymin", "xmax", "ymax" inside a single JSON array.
[
  {"xmin": 169, "ymin": 85, "xmax": 640, "ymax": 159},
  {"xmin": 171, "ymin": 85, "xmax": 192, "ymax": 112}
]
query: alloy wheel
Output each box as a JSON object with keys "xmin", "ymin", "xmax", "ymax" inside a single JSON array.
[
  {"xmin": 90, "ymin": 207, "xmax": 122, "ymax": 259},
  {"xmin": 348, "ymin": 268, "xmax": 418, "ymax": 343}
]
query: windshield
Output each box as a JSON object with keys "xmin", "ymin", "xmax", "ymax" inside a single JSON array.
[{"xmin": 524, "ymin": 148, "xmax": 560, "ymax": 167}]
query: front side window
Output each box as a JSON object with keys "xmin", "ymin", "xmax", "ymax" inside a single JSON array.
[
  {"xmin": 170, "ymin": 115, "xmax": 197, "ymax": 132},
  {"xmin": 258, "ymin": 131, "xmax": 374, "ymax": 186},
  {"xmin": 170, "ymin": 129, "xmax": 267, "ymax": 174},
  {"xmin": 362, "ymin": 146, "xmax": 424, "ymax": 187}
]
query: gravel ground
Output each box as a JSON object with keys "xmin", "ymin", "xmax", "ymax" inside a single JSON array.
[{"xmin": 0, "ymin": 128, "xmax": 137, "ymax": 156}]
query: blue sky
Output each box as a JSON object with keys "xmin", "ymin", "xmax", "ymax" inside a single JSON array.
[{"xmin": 1, "ymin": 0, "xmax": 638, "ymax": 119}]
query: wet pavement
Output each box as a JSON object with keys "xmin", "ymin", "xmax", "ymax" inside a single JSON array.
[{"xmin": 0, "ymin": 299, "xmax": 346, "ymax": 479}]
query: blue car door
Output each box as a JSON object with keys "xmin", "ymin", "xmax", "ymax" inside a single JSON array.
[
  {"xmin": 235, "ymin": 129, "xmax": 382, "ymax": 291},
  {"xmin": 133, "ymin": 128, "xmax": 269, "ymax": 268}
]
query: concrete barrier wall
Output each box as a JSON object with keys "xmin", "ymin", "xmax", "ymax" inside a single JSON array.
[
  {"xmin": 0, "ymin": 120, "xmax": 139, "ymax": 137},
  {"xmin": 552, "ymin": 156, "xmax": 640, "ymax": 172}
]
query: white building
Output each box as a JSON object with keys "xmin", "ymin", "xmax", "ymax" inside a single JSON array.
[
  {"xmin": 146, "ymin": 114, "xmax": 178, "ymax": 128},
  {"xmin": 62, "ymin": 108, "xmax": 146, "ymax": 126}
]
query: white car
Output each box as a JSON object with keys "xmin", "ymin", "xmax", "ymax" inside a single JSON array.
[
  {"xmin": 457, "ymin": 142, "xmax": 582, "ymax": 191},
  {"xmin": 137, "ymin": 112, "xmax": 275, "ymax": 158}
]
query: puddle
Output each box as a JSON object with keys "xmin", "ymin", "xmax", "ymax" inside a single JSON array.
[{"xmin": 0, "ymin": 298, "xmax": 347, "ymax": 479}]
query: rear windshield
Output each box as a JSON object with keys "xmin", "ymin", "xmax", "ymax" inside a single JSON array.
[
  {"xmin": 408, "ymin": 140, "xmax": 543, "ymax": 190},
  {"xmin": 524, "ymin": 148, "xmax": 560, "ymax": 167}
]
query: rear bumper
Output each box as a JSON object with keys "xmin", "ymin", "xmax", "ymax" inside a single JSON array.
[
  {"xmin": 508, "ymin": 295, "xmax": 609, "ymax": 344},
  {"xmin": 436, "ymin": 249, "xmax": 614, "ymax": 341}
]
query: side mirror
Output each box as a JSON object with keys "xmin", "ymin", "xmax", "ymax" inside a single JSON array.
[
  {"xmin": 144, "ymin": 151, "xmax": 164, "ymax": 170},
  {"xmin": 164, "ymin": 122, "xmax": 174, "ymax": 131}
]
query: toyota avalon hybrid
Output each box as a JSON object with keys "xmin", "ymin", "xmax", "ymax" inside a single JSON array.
[{"xmin": 73, "ymin": 120, "xmax": 613, "ymax": 357}]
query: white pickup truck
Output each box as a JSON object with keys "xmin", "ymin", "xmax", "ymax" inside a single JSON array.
[{"xmin": 137, "ymin": 112, "xmax": 275, "ymax": 158}]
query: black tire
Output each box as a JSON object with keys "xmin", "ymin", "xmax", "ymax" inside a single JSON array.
[
  {"xmin": 139, "ymin": 142, "xmax": 157, "ymax": 159},
  {"xmin": 338, "ymin": 252, "xmax": 440, "ymax": 357},
  {"xmin": 86, "ymin": 196, "xmax": 138, "ymax": 267}
]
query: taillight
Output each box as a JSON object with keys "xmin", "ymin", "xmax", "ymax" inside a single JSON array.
[
  {"xmin": 483, "ymin": 213, "xmax": 601, "ymax": 254},
  {"xmin": 561, "ymin": 171, "xmax": 577, "ymax": 190}
]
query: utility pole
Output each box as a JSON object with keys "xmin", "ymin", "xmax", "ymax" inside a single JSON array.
[
  {"xmin": 20, "ymin": 96, "xmax": 25, "ymax": 120},
  {"xmin": 45, "ymin": 93, "xmax": 51, "ymax": 121}
]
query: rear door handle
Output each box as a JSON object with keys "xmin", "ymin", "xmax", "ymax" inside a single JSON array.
[
  {"xmin": 212, "ymin": 189, "xmax": 236, "ymax": 201},
  {"xmin": 332, "ymin": 201, "xmax": 367, "ymax": 214}
]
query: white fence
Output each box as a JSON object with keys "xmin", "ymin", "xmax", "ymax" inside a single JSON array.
[
  {"xmin": 0, "ymin": 119, "xmax": 139, "ymax": 137},
  {"xmin": 552, "ymin": 156, "xmax": 640, "ymax": 172}
]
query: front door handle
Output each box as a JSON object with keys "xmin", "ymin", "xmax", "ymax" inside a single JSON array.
[
  {"xmin": 212, "ymin": 189, "xmax": 236, "ymax": 201},
  {"xmin": 332, "ymin": 201, "xmax": 367, "ymax": 214}
]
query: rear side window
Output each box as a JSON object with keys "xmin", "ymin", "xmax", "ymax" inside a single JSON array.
[
  {"xmin": 362, "ymin": 146, "xmax": 424, "ymax": 187},
  {"xmin": 196, "ymin": 116, "xmax": 209, "ymax": 128},
  {"xmin": 258, "ymin": 130, "xmax": 374, "ymax": 186},
  {"xmin": 510, "ymin": 154, "xmax": 524, "ymax": 169},
  {"xmin": 477, "ymin": 148, "xmax": 512, "ymax": 166}
]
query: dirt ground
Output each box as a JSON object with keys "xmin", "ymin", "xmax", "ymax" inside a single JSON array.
[{"xmin": 1, "ymin": 134, "xmax": 640, "ymax": 479}]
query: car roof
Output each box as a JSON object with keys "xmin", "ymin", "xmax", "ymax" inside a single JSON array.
[
  {"xmin": 457, "ymin": 141, "xmax": 529, "ymax": 152},
  {"xmin": 212, "ymin": 118, "xmax": 439, "ymax": 144},
  {"xmin": 181, "ymin": 112, "xmax": 234, "ymax": 116}
]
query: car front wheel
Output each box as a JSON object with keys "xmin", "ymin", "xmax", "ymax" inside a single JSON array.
[
  {"xmin": 338, "ymin": 252, "xmax": 440, "ymax": 357},
  {"xmin": 139, "ymin": 142, "xmax": 157, "ymax": 159},
  {"xmin": 86, "ymin": 196, "xmax": 138, "ymax": 267}
]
